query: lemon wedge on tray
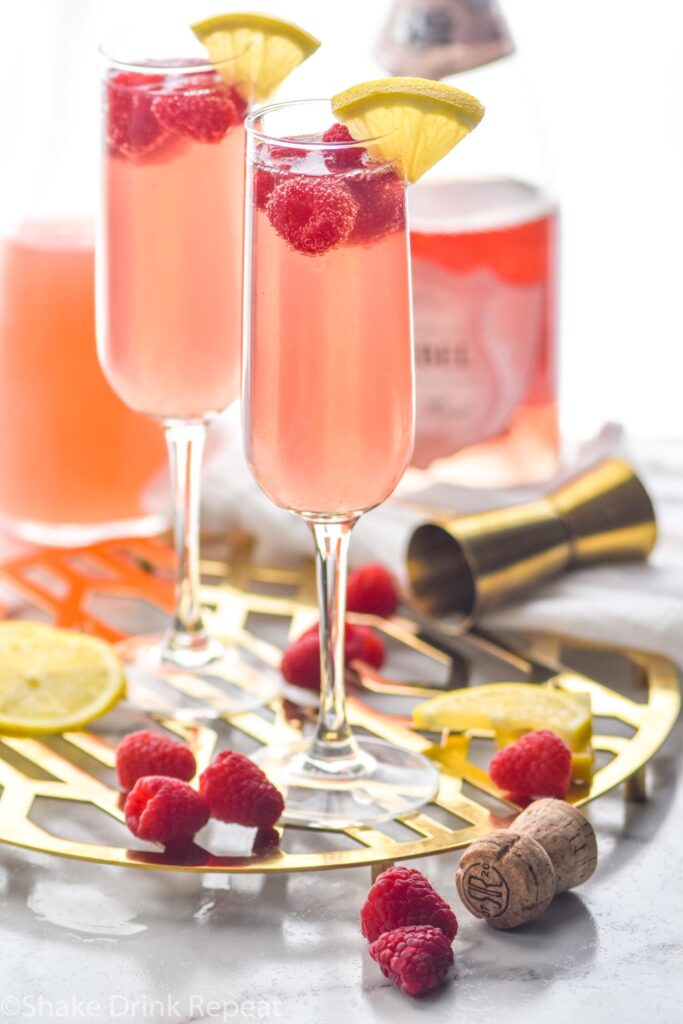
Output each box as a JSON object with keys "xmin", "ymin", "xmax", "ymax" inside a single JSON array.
[
  {"xmin": 192, "ymin": 13, "xmax": 320, "ymax": 101},
  {"xmin": 413, "ymin": 682, "xmax": 593, "ymax": 781},
  {"xmin": 332, "ymin": 77, "xmax": 485, "ymax": 182},
  {"xmin": 0, "ymin": 622, "xmax": 126, "ymax": 736}
]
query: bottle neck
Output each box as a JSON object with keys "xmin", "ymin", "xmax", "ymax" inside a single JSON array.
[{"xmin": 375, "ymin": 0, "xmax": 515, "ymax": 79}]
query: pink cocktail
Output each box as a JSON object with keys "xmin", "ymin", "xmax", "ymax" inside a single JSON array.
[
  {"xmin": 247, "ymin": 168, "xmax": 413, "ymax": 516},
  {"xmin": 243, "ymin": 100, "xmax": 438, "ymax": 827},
  {"xmin": 100, "ymin": 68, "xmax": 245, "ymax": 419}
]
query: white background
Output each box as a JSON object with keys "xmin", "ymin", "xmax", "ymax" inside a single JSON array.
[{"xmin": 108, "ymin": 0, "xmax": 683, "ymax": 443}]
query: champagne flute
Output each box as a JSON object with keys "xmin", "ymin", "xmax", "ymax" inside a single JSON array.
[
  {"xmin": 96, "ymin": 28, "xmax": 277, "ymax": 713},
  {"xmin": 242, "ymin": 99, "xmax": 440, "ymax": 827}
]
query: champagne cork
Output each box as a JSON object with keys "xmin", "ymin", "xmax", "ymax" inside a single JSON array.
[
  {"xmin": 455, "ymin": 801, "xmax": 598, "ymax": 929},
  {"xmin": 513, "ymin": 798, "xmax": 598, "ymax": 893},
  {"xmin": 456, "ymin": 830, "xmax": 556, "ymax": 930}
]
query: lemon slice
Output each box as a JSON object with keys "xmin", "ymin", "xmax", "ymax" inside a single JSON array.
[
  {"xmin": 413, "ymin": 682, "xmax": 593, "ymax": 752},
  {"xmin": 332, "ymin": 77, "xmax": 484, "ymax": 183},
  {"xmin": 192, "ymin": 13, "xmax": 320, "ymax": 101},
  {"xmin": 0, "ymin": 622, "xmax": 126, "ymax": 735}
]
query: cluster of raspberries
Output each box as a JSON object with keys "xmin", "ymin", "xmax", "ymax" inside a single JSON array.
[
  {"xmin": 107, "ymin": 71, "xmax": 246, "ymax": 158},
  {"xmin": 255, "ymin": 124, "xmax": 405, "ymax": 256},
  {"xmin": 281, "ymin": 563, "xmax": 398, "ymax": 691},
  {"xmin": 361, "ymin": 867, "xmax": 458, "ymax": 998},
  {"xmin": 116, "ymin": 731, "xmax": 283, "ymax": 846}
]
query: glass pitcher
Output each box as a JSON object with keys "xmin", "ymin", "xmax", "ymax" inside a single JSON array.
[{"xmin": 0, "ymin": 0, "xmax": 167, "ymax": 546}]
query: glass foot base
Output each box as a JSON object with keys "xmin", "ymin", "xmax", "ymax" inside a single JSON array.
[
  {"xmin": 252, "ymin": 736, "xmax": 440, "ymax": 829},
  {"xmin": 118, "ymin": 633, "xmax": 281, "ymax": 720}
]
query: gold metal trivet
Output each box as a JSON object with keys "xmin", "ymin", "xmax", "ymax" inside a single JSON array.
[{"xmin": 0, "ymin": 537, "xmax": 678, "ymax": 875}]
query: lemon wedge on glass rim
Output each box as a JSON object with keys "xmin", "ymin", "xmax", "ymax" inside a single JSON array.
[
  {"xmin": 332, "ymin": 77, "xmax": 485, "ymax": 183},
  {"xmin": 192, "ymin": 13, "xmax": 320, "ymax": 102},
  {"xmin": 0, "ymin": 621, "xmax": 126, "ymax": 736}
]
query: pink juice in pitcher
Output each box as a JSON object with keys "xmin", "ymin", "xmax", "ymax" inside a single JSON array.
[{"xmin": 0, "ymin": 221, "xmax": 166, "ymax": 538}]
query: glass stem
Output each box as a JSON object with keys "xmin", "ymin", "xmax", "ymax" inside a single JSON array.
[
  {"xmin": 162, "ymin": 419, "xmax": 219, "ymax": 668},
  {"xmin": 306, "ymin": 518, "xmax": 361, "ymax": 767}
]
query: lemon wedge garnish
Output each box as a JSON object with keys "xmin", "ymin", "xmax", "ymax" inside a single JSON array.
[
  {"xmin": 332, "ymin": 77, "xmax": 484, "ymax": 183},
  {"xmin": 413, "ymin": 682, "xmax": 593, "ymax": 752},
  {"xmin": 0, "ymin": 622, "xmax": 126, "ymax": 735},
  {"xmin": 192, "ymin": 13, "xmax": 320, "ymax": 102}
]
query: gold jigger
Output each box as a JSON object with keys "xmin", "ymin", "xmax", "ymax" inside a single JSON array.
[{"xmin": 407, "ymin": 458, "xmax": 657, "ymax": 623}]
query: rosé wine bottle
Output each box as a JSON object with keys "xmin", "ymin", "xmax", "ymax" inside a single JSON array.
[
  {"xmin": 96, "ymin": 36, "xmax": 277, "ymax": 714},
  {"xmin": 376, "ymin": 0, "xmax": 560, "ymax": 487},
  {"xmin": 242, "ymin": 99, "xmax": 439, "ymax": 828}
]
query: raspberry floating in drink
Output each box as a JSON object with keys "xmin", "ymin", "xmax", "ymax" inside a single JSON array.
[
  {"xmin": 322, "ymin": 123, "xmax": 365, "ymax": 170},
  {"xmin": 266, "ymin": 175, "xmax": 359, "ymax": 256},
  {"xmin": 107, "ymin": 73, "xmax": 168, "ymax": 158},
  {"xmin": 107, "ymin": 70, "xmax": 246, "ymax": 160},
  {"xmin": 152, "ymin": 75, "xmax": 244, "ymax": 143},
  {"xmin": 256, "ymin": 126, "xmax": 406, "ymax": 256}
]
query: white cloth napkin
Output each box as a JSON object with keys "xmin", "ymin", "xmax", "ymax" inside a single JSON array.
[{"xmin": 202, "ymin": 414, "xmax": 683, "ymax": 667}]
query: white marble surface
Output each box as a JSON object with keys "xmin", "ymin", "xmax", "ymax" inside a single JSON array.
[{"xmin": 0, "ymin": 715, "xmax": 680, "ymax": 1024}]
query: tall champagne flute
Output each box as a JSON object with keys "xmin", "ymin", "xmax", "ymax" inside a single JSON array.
[
  {"xmin": 243, "ymin": 100, "xmax": 440, "ymax": 827},
  {"xmin": 96, "ymin": 30, "xmax": 276, "ymax": 710}
]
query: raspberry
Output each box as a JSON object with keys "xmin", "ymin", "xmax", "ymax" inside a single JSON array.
[
  {"xmin": 282, "ymin": 623, "xmax": 386, "ymax": 690},
  {"xmin": 267, "ymin": 142, "xmax": 307, "ymax": 160},
  {"xmin": 302, "ymin": 622, "xmax": 385, "ymax": 668},
  {"xmin": 153, "ymin": 78, "xmax": 242, "ymax": 143},
  {"xmin": 361, "ymin": 866, "xmax": 458, "ymax": 943},
  {"xmin": 347, "ymin": 563, "xmax": 399, "ymax": 618},
  {"xmin": 254, "ymin": 166, "xmax": 289, "ymax": 211},
  {"xmin": 124, "ymin": 776, "xmax": 209, "ymax": 844},
  {"xmin": 252, "ymin": 140, "xmax": 306, "ymax": 210},
  {"xmin": 266, "ymin": 176, "xmax": 358, "ymax": 256},
  {"xmin": 116, "ymin": 730, "xmax": 196, "ymax": 792},
  {"xmin": 280, "ymin": 633, "xmax": 322, "ymax": 691},
  {"xmin": 369, "ymin": 925, "xmax": 454, "ymax": 998},
  {"xmin": 489, "ymin": 730, "xmax": 572, "ymax": 799},
  {"xmin": 107, "ymin": 72, "xmax": 167, "ymax": 157},
  {"xmin": 348, "ymin": 165, "xmax": 405, "ymax": 244},
  {"xmin": 322, "ymin": 123, "xmax": 365, "ymax": 170},
  {"xmin": 199, "ymin": 751, "xmax": 284, "ymax": 829}
]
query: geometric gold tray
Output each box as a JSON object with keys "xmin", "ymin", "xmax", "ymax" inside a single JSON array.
[{"xmin": 0, "ymin": 536, "xmax": 679, "ymax": 875}]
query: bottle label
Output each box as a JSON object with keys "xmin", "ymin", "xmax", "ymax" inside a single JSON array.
[{"xmin": 412, "ymin": 256, "xmax": 545, "ymax": 467}]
